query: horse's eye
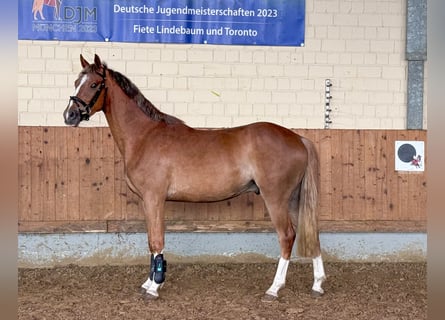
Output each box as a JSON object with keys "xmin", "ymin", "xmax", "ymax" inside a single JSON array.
[{"xmin": 91, "ymin": 83, "xmax": 97, "ymax": 88}]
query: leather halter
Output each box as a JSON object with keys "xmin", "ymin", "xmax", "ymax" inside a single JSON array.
[{"xmin": 69, "ymin": 68, "xmax": 107, "ymax": 121}]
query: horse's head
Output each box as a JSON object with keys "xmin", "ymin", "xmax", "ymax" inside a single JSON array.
[{"xmin": 63, "ymin": 54, "xmax": 107, "ymax": 126}]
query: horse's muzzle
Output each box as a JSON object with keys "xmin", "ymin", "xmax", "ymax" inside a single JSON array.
[{"xmin": 63, "ymin": 106, "xmax": 81, "ymax": 127}]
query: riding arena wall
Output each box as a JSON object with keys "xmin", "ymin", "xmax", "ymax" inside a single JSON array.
[{"xmin": 18, "ymin": 0, "xmax": 427, "ymax": 264}]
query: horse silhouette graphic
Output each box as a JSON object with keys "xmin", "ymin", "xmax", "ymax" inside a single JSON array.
[{"xmin": 32, "ymin": 0, "xmax": 62, "ymax": 20}]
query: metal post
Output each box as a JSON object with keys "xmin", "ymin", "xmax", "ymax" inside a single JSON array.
[{"xmin": 406, "ymin": 0, "xmax": 427, "ymax": 129}]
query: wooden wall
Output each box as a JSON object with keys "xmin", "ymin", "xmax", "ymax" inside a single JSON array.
[{"xmin": 18, "ymin": 127, "xmax": 427, "ymax": 233}]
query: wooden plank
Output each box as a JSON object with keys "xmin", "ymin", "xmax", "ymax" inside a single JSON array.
[
  {"xmin": 379, "ymin": 130, "xmax": 388, "ymax": 220},
  {"xmin": 107, "ymin": 220, "xmax": 273, "ymax": 233},
  {"xmin": 330, "ymin": 130, "xmax": 343, "ymax": 219},
  {"xmin": 396, "ymin": 130, "xmax": 410, "ymax": 220},
  {"xmin": 42, "ymin": 127, "xmax": 56, "ymax": 221},
  {"xmin": 385, "ymin": 130, "xmax": 399, "ymax": 219},
  {"xmin": 227, "ymin": 194, "xmax": 253, "ymax": 221},
  {"xmin": 101, "ymin": 128, "xmax": 116, "ymax": 220},
  {"xmin": 363, "ymin": 131, "xmax": 378, "ymax": 220},
  {"xmin": 18, "ymin": 127, "xmax": 32, "ymax": 222},
  {"xmin": 374, "ymin": 130, "xmax": 387, "ymax": 220},
  {"xmin": 379, "ymin": 130, "xmax": 390, "ymax": 220},
  {"xmin": 165, "ymin": 201, "xmax": 185, "ymax": 221},
  {"xmin": 406, "ymin": 130, "xmax": 427, "ymax": 221},
  {"xmin": 66, "ymin": 128, "xmax": 81, "ymax": 221},
  {"xmin": 18, "ymin": 220, "xmax": 107, "ymax": 233},
  {"xmin": 167, "ymin": 219, "xmax": 276, "ymax": 232},
  {"xmin": 19, "ymin": 219, "xmax": 426, "ymax": 233},
  {"xmin": 317, "ymin": 130, "xmax": 332, "ymax": 220},
  {"xmin": 78, "ymin": 128, "xmax": 93, "ymax": 220},
  {"xmin": 168, "ymin": 197, "xmax": 260, "ymax": 223},
  {"xmin": 318, "ymin": 220, "xmax": 427, "ymax": 233},
  {"xmin": 186, "ymin": 202, "xmax": 210, "ymax": 222},
  {"xmin": 351, "ymin": 130, "xmax": 365, "ymax": 221},
  {"xmin": 244, "ymin": 193, "xmax": 258, "ymax": 221},
  {"xmin": 54, "ymin": 127, "xmax": 68, "ymax": 221},
  {"xmin": 252, "ymin": 191, "xmax": 267, "ymax": 222},
  {"xmin": 416, "ymin": 131, "xmax": 427, "ymax": 220},
  {"xmin": 30, "ymin": 127, "xmax": 44, "ymax": 221},
  {"xmin": 87, "ymin": 127, "xmax": 104, "ymax": 220},
  {"xmin": 340, "ymin": 130, "xmax": 355, "ymax": 220}
]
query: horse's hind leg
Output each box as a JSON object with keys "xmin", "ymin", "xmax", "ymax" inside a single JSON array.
[
  {"xmin": 263, "ymin": 188, "xmax": 326, "ymax": 299},
  {"xmin": 263, "ymin": 201, "xmax": 296, "ymax": 299},
  {"xmin": 311, "ymin": 255, "xmax": 326, "ymax": 297},
  {"xmin": 265, "ymin": 256, "xmax": 291, "ymax": 300}
]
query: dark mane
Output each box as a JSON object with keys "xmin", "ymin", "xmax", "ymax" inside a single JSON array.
[{"xmin": 102, "ymin": 64, "xmax": 184, "ymax": 125}]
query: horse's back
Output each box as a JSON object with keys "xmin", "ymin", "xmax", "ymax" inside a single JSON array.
[{"xmin": 189, "ymin": 121, "xmax": 304, "ymax": 149}]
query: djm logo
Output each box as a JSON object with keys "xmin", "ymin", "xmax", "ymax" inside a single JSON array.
[{"xmin": 32, "ymin": 0, "xmax": 97, "ymax": 23}]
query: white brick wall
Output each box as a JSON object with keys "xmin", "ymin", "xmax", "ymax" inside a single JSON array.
[{"xmin": 17, "ymin": 0, "xmax": 427, "ymax": 129}]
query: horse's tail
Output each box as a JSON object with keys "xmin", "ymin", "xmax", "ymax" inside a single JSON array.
[{"xmin": 296, "ymin": 137, "xmax": 321, "ymax": 258}]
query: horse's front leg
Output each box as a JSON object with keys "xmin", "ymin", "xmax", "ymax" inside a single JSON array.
[{"xmin": 140, "ymin": 194, "xmax": 167, "ymax": 300}]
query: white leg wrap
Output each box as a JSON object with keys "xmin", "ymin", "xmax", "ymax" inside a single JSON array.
[
  {"xmin": 266, "ymin": 257, "xmax": 290, "ymax": 297},
  {"xmin": 146, "ymin": 280, "xmax": 162, "ymax": 298},
  {"xmin": 141, "ymin": 277, "xmax": 152, "ymax": 291},
  {"xmin": 141, "ymin": 272, "xmax": 164, "ymax": 298},
  {"xmin": 312, "ymin": 255, "xmax": 326, "ymax": 294}
]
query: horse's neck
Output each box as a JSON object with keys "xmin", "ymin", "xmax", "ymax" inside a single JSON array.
[{"xmin": 103, "ymin": 89, "xmax": 155, "ymax": 157}]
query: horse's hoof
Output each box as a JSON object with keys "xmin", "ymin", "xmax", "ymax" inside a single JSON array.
[
  {"xmin": 311, "ymin": 290, "xmax": 324, "ymax": 298},
  {"xmin": 143, "ymin": 292, "xmax": 159, "ymax": 301},
  {"xmin": 139, "ymin": 287, "xmax": 147, "ymax": 295},
  {"xmin": 261, "ymin": 293, "xmax": 278, "ymax": 303}
]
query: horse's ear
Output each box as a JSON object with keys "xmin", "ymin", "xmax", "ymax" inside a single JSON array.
[
  {"xmin": 94, "ymin": 54, "xmax": 102, "ymax": 68},
  {"xmin": 80, "ymin": 54, "xmax": 89, "ymax": 68}
]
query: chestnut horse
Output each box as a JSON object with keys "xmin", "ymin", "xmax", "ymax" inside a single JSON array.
[{"xmin": 63, "ymin": 54, "xmax": 326, "ymax": 300}]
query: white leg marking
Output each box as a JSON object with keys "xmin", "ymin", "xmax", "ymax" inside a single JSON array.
[
  {"xmin": 266, "ymin": 257, "xmax": 290, "ymax": 297},
  {"xmin": 312, "ymin": 255, "xmax": 326, "ymax": 294}
]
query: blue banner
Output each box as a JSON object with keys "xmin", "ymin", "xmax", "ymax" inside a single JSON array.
[{"xmin": 19, "ymin": 0, "xmax": 305, "ymax": 46}]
